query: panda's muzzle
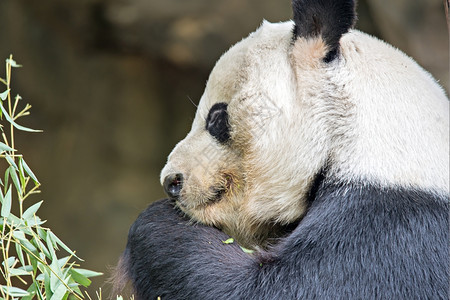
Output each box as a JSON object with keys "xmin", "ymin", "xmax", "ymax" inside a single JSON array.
[{"xmin": 163, "ymin": 173, "xmax": 184, "ymax": 199}]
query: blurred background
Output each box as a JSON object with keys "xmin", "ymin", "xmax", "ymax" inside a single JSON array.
[{"xmin": 0, "ymin": 0, "xmax": 448, "ymax": 294}]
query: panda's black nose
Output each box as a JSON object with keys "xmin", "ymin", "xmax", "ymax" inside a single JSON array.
[{"xmin": 163, "ymin": 173, "xmax": 184, "ymax": 199}]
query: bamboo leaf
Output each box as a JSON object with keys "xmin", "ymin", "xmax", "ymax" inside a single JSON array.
[
  {"xmin": 1, "ymin": 185, "xmax": 12, "ymax": 217},
  {"xmin": 57, "ymin": 256, "xmax": 71, "ymax": 270},
  {"xmin": 22, "ymin": 283, "xmax": 37, "ymax": 300},
  {"xmin": 37, "ymin": 227, "xmax": 47, "ymax": 239},
  {"xmin": 49, "ymin": 280, "xmax": 69, "ymax": 300},
  {"xmin": 9, "ymin": 267, "xmax": 31, "ymax": 276},
  {"xmin": 20, "ymin": 157, "xmax": 39, "ymax": 183},
  {"xmin": 69, "ymin": 284, "xmax": 83, "ymax": 297},
  {"xmin": 5, "ymin": 154, "xmax": 19, "ymax": 170},
  {"xmin": 36, "ymin": 274, "xmax": 45, "ymax": 282},
  {"xmin": 26, "ymin": 215, "xmax": 46, "ymax": 227},
  {"xmin": 72, "ymin": 268, "xmax": 103, "ymax": 278},
  {"xmin": 46, "ymin": 231, "xmax": 57, "ymax": 262},
  {"xmin": 6, "ymin": 212, "xmax": 22, "ymax": 227},
  {"xmin": 28, "ymin": 251, "xmax": 37, "ymax": 275},
  {"xmin": 50, "ymin": 256, "xmax": 61, "ymax": 292},
  {"xmin": 44, "ymin": 268, "xmax": 53, "ymax": 299},
  {"xmin": 0, "ymin": 89, "xmax": 9, "ymax": 100},
  {"xmin": 222, "ymin": 238, "xmax": 234, "ymax": 244},
  {"xmin": 48, "ymin": 231, "xmax": 82, "ymax": 260},
  {"xmin": 21, "ymin": 265, "xmax": 34, "ymax": 272},
  {"xmin": 1, "ymin": 285, "xmax": 30, "ymax": 297},
  {"xmin": 69, "ymin": 269, "xmax": 92, "ymax": 287},
  {"xmin": 15, "ymin": 242, "xmax": 26, "ymax": 266},
  {"xmin": 18, "ymin": 156, "xmax": 26, "ymax": 187},
  {"xmin": 23, "ymin": 200, "xmax": 43, "ymax": 221},
  {"xmin": 4, "ymin": 168, "xmax": 9, "ymax": 193},
  {"xmin": 34, "ymin": 280, "xmax": 45, "ymax": 300},
  {"xmin": 0, "ymin": 141, "xmax": 15, "ymax": 152},
  {"xmin": 240, "ymin": 246, "xmax": 255, "ymax": 254},
  {"xmin": 0, "ymin": 104, "xmax": 42, "ymax": 132},
  {"xmin": 6, "ymin": 58, "xmax": 22, "ymax": 68},
  {"xmin": 33, "ymin": 237, "xmax": 51, "ymax": 259},
  {"xmin": 2, "ymin": 256, "xmax": 16, "ymax": 268},
  {"xmin": 24, "ymin": 282, "xmax": 41, "ymax": 300},
  {"xmin": 14, "ymin": 231, "xmax": 39, "ymax": 254},
  {"xmin": 7, "ymin": 165, "xmax": 22, "ymax": 194}
]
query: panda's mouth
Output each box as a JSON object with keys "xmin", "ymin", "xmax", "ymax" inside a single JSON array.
[
  {"xmin": 176, "ymin": 173, "xmax": 234, "ymax": 209},
  {"xmin": 176, "ymin": 187, "xmax": 225, "ymax": 209},
  {"xmin": 208, "ymin": 186, "xmax": 226, "ymax": 203},
  {"xmin": 208, "ymin": 173, "xmax": 234, "ymax": 203}
]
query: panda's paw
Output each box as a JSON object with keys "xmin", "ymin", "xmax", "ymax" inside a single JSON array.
[
  {"xmin": 127, "ymin": 199, "xmax": 192, "ymax": 238},
  {"xmin": 140, "ymin": 198, "xmax": 186, "ymax": 223},
  {"xmin": 123, "ymin": 198, "xmax": 244, "ymax": 296},
  {"xmin": 127, "ymin": 198, "xmax": 231, "ymax": 250}
]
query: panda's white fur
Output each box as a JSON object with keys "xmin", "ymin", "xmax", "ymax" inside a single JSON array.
[
  {"xmin": 335, "ymin": 31, "xmax": 449, "ymax": 192},
  {"xmin": 161, "ymin": 20, "xmax": 449, "ymax": 248}
]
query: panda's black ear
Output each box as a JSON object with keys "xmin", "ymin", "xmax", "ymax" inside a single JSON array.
[{"xmin": 292, "ymin": 0, "xmax": 356, "ymax": 62}]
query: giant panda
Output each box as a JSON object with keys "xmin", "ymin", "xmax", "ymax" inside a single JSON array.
[{"xmin": 115, "ymin": 0, "xmax": 449, "ymax": 298}]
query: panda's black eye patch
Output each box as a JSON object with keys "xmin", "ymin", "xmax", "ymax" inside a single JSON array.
[{"xmin": 205, "ymin": 102, "xmax": 230, "ymax": 143}]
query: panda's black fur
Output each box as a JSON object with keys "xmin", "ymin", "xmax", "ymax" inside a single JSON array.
[
  {"xmin": 205, "ymin": 103, "xmax": 231, "ymax": 144},
  {"xmin": 115, "ymin": 0, "xmax": 449, "ymax": 298},
  {"xmin": 292, "ymin": 0, "xmax": 356, "ymax": 62},
  {"xmin": 122, "ymin": 176, "xmax": 448, "ymax": 299}
]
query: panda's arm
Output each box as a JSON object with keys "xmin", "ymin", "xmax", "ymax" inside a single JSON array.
[
  {"xmin": 121, "ymin": 189, "xmax": 449, "ymax": 300},
  {"xmin": 122, "ymin": 199, "xmax": 266, "ymax": 299}
]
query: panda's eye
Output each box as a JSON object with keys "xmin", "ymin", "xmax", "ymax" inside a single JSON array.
[{"xmin": 205, "ymin": 102, "xmax": 230, "ymax": 143}]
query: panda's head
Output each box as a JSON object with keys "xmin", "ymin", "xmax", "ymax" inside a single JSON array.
[
  {"xmin": 159, "ymin": 0, "xmax": 356, "ymax": 247},
  {"xmin": 160, "ymin": 0, "xmax": 449, "ymax": 248}
]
